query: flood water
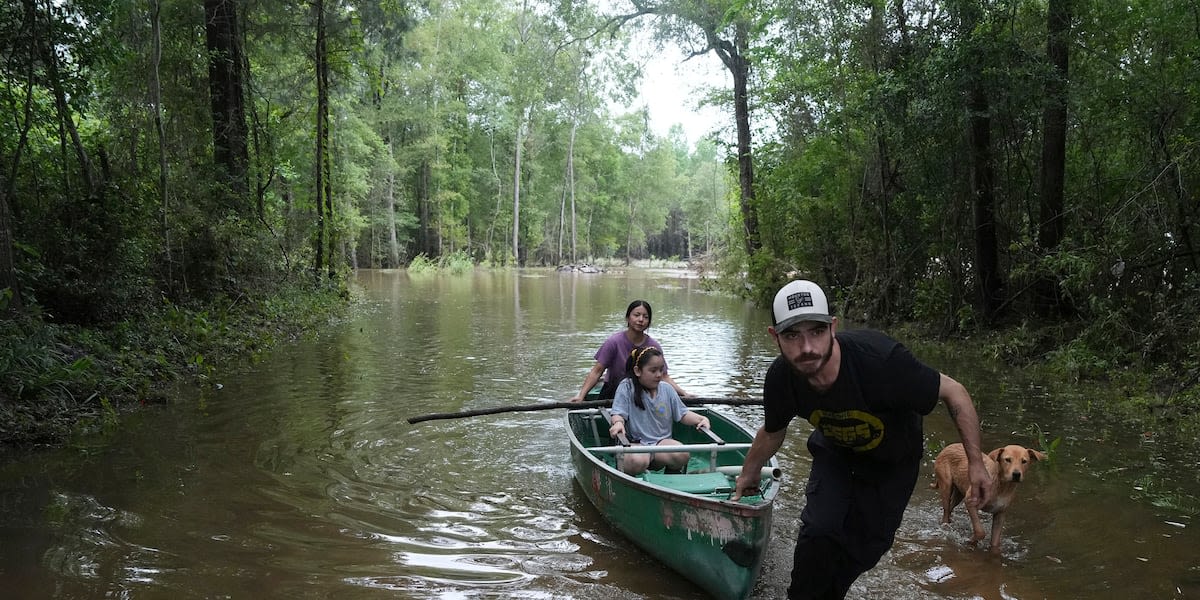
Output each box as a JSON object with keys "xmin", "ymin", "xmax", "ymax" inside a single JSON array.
[{"xmin": 1, "ymin": 268, "xmax": 1197, "ymax": 599}]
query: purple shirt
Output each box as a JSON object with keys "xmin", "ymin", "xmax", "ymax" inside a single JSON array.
[{"xmin": 594, "ymin": 330, "xmax": 667, "ymax": 384}]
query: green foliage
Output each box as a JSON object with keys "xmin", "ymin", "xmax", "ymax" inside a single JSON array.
[
  {"xmin": 0, "ymin": 319, "xmax": 100, "ymax": 404},
  {"xmin": 5, "ymin": 0, "xmax": 1199, "ymax": 446},
  {"xmin": 912, "ymin": 270, "xmax": 977, "ymax": 334},
  {"xmin": 1129, "ymin": 473, "xmax": 1199, "ymax": 514},
  {"xmin": 729, "ymin": 0, "xmax": 1200, "ymax": 403},
  {"xmin": 1046, "ymin": 338, "xmax": 1115, "ymax": 382},
  {"xmin": 0, "ymin": 281, "xmax": 346, "ymax": 447},
  {"xmin": 441, "ymin": 250, "xmax": 474, "ymax": 274},
  {"xmin": 1026, "ymin": 422, "xmax": 1062, "ymax": 463},
  {"xmin": 407, "ymin": 254, "xmax": 437, "ymax": 274},
  {"xmin": 0, "ymin": 316, "xmax": 103, "ymax": 444},
  {"xmin": 982, "ymin": 323, "xmax": 1047, "ymax": 366},
  {"xmin": 406, "ymin": 251, "xmax": 473, "ymax": 274}
]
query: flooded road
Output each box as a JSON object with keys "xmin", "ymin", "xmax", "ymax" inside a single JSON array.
[{"xmin": 1, "ymin": 268, "xmax": 1196, "ymax": 598}]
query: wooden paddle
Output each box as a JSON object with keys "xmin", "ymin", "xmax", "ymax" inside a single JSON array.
[{"xmin": 405, "ymin": 397, "xmax": 764, "ymax": 424}]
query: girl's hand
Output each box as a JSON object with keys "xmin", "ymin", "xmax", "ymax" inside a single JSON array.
[{"xmin": 609, "ymin": 422, "xmax": 625, "ymax": 438}]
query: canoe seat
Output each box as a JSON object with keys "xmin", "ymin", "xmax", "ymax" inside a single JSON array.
[{"xmin": 641, "ymin": 472, "xmax": 732, "ymax": 495}]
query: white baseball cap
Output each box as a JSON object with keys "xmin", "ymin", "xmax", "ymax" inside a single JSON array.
[{"xmin": 772, "ymin": 280, "xmax": 833, "ymax": 331}]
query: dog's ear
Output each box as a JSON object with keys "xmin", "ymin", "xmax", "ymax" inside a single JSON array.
[
  {"xmin": 1029, "ymin": 449, "xmax": 1047, "ymax": 462},
  {"xmin": 988, "ymin": 447, "xmax": 1003, "ymax": 461}
]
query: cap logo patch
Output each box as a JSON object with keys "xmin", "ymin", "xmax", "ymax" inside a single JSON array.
[{"xmin": 787, "ymin": 292, "xmax": 814, "ymax": 310}]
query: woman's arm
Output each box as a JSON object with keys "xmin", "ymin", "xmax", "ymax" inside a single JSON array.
[
  {"xmin": 571, "ymin": 361, "xmax": 607, "ymax": 402},
  {"xmin": 663, "ymin": 373, "xmax": 692, "ymax": 398}
]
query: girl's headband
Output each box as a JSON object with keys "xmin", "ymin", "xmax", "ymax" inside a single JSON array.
[{"xmin": 631, "ymin": 345, "xmax": 659, "ymax": 365}]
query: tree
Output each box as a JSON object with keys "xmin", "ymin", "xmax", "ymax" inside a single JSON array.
[
  {"xmin": 608, "ymin": 1, "xmax": 762, "ymax": 258},
  {"xmin": 151, "ymin": 0, "xmax": 171, "ymax": 289},
  {"xmin": 1035, "ymin": 0, "xmax": 1071, "ymax": 315},
  {"xmin": 312, "ymin": 0, "xmax": 331, "ymax": 275},
  {"xmin": 0, "ymin": 188, "xmax": 18, "ymax": 313},
  {"xmin": 205, "ymin": 0, "xmax": 250, "ymax": 200},
  {"xmin": 0, "ymin": 0, "xmax": 38, "ymax": 314},
  {"xmin": 958, "ymin": 0, "xmax": 1003, "ymax": 321}
]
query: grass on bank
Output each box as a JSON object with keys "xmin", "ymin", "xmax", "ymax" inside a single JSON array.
[
  {"xmin": 0, "ymin": 279, "xmax": 349, "ymax": 449},
  {"xmin": 896, "ymin": 322, "xmax": 1200, "ymax": 444}
]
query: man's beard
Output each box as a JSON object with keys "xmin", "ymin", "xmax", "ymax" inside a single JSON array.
[{"xmin": 791, "ymin": 336, "xmax": 834, "ymax": 376}]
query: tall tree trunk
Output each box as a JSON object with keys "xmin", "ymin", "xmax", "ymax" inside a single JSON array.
[
  {"xmin": 968, "ymin": 85, "xmax": 1002, "ymax": 320},
  {"xmin": 321, "ymin": 48, "xmax": 334, "ymax": 279},
  {"xmin": 487, "ymin": 129, "xmax": 502, "ymax": 261},
  {"xmin": 1038, "ymin": 0, "xmax": 1070, "ymax": 252},
  {"xmin": 386, "ymin": 144, "xmax": 400, "ymax": 267},
  {"xmin": 625, "ymin": 193, "xmax": 636, "ymax": 265},
  {"xmin": 713, "ymin": 22, "xmax": 760, "ymax": 258},
  {"xmin": 373, "ymin": 55, "xmax": 400, "ymax": 268},
  {"xmin": 204, "ymin": 0, "xmax": 249, "ymax": 200},
  {"xmin": 0, "ymin": 189, "xmax": 19, "ymax": 313},
  {"xmin": 959, "ymin": 3, "xmax": 1002, "ymax": 321},
  {"xmin": 558, "ymin": 117, "xmax": 578, "ymax": 265},
  {"xmin": 864, "ymin": 1, "xmax": 904, "ymax": 314},
  {"xmin": 151, "ymin": 0, "xmax": 171, "ymax": 290},
  {"xmin": 313, "ymin": 0, "xmax": 328, "ymax": 275},
  {"xmin": 1036, "ymin": 0, "xmax": 1071, "ymax": 314},
  {"xmin": 563, "ymin": 63, "xmax": 584, "ymax": 266},
  {"xmin": 0, "ymin": 1, "xmax": 37, "ymax": 313},
  {"xmin": 512, "ymin": 117, "xmax": 524, "ymax": 265},
  {"xmin": 568, "ymin": 120, "xmax": 578, "ymax": 264},
  {"xmin": 557, "ymin": 180, "xmax": 566, "ymax": 265},
  {"xmin": 418, "ymin": 159, "xmax": 433, "ymax": 256},
  {"xmin": 41, "ymin": 1, "xmax": 99, "ymax": 198}
]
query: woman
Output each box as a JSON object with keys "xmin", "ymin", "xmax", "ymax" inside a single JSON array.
[
  {"xmin": 569, "ymin": 300, "xmax": 690, "ymax": 402},
  {"xmin": 607, "ymin": 346, "xmax": 710, "ymax": 475}
]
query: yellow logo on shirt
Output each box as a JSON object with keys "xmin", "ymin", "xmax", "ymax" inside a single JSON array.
[{"xmin": 809, "ymin": 410, "xmax": 885, "ymax": 451}]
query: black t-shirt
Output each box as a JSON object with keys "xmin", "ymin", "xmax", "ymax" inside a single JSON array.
[{"xmin": 763, "ymin": 329, "xmax": 940, "ymax": 464}]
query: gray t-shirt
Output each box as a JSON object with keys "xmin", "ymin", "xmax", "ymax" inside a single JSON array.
[{"xmin": 611, "ymin": 379, "xmax": 688, "ymax": 445}]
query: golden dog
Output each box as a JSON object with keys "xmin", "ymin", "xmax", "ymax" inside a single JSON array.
[{"xmin": 931, "ymin": 443, "xmax": 1047, "ymax": 551}]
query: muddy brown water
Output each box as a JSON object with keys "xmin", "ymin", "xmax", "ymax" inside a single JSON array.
[{"xmin": 1, "ymin": 268, "xmax": 1197, "ymax": 599}]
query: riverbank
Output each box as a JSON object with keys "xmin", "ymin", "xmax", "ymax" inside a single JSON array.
[
  {"xmin": 895, "ymin": 323, "xmax": 1200, "ymax": 444},
  {"xmin": 0, "ymin": 279, "xmax": 351, "ymax": 450},
  {"xmin": 6, "ymin": 264, "xmax": 1196, "ymax": 452}
]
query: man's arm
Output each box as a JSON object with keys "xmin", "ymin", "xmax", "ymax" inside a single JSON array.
[
  {"xmin": 939, "ymin": 373, "xmax": 992, "ymax": 506},
  {"xmin": 729, "ymin": 426, "xmax": 787, "ymax": 501}
]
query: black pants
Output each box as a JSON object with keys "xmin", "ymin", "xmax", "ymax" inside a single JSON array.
[
  {"xmin": 788, "ymin": 534, "xmax": 861, "ymax": 599},
  {"xmin": 787, "ymin": 442, "xmax": 921, "ymax": 599}
]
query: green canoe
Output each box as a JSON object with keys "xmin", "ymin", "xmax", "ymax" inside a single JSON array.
[{"xmin": 566, "ymin": 406, "xmax": 779, "ymax": 600}]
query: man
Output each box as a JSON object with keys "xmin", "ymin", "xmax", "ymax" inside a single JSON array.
[{"xmin": 731, "ymin": 280, "xmax": 992, "ymax": 599}]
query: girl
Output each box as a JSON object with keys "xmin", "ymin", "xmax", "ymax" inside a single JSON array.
[
  {"xmin": 570, "ymin": 300, "xmax": 690, "ymax": 402},
  {"xmin": 608, "ymin": 346, "xmax": 710, "ymax": 475}
]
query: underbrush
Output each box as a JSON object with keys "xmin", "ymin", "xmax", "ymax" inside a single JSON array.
[
  {"xmin": 898, "ymin": 321, "xmax": 1200, "ymax": 444},
  {"xmin": 407, "ymin": 250, "xmax": 475, "ymax": 274},
  {"xmin": 0, "ymin": 279, "xmax": 348, "ymax": 449}
]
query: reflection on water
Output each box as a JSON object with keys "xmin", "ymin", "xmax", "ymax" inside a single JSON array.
[{"xmin": 0, "ymin": 268, "xmax": 1197, "ymax": 599}]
